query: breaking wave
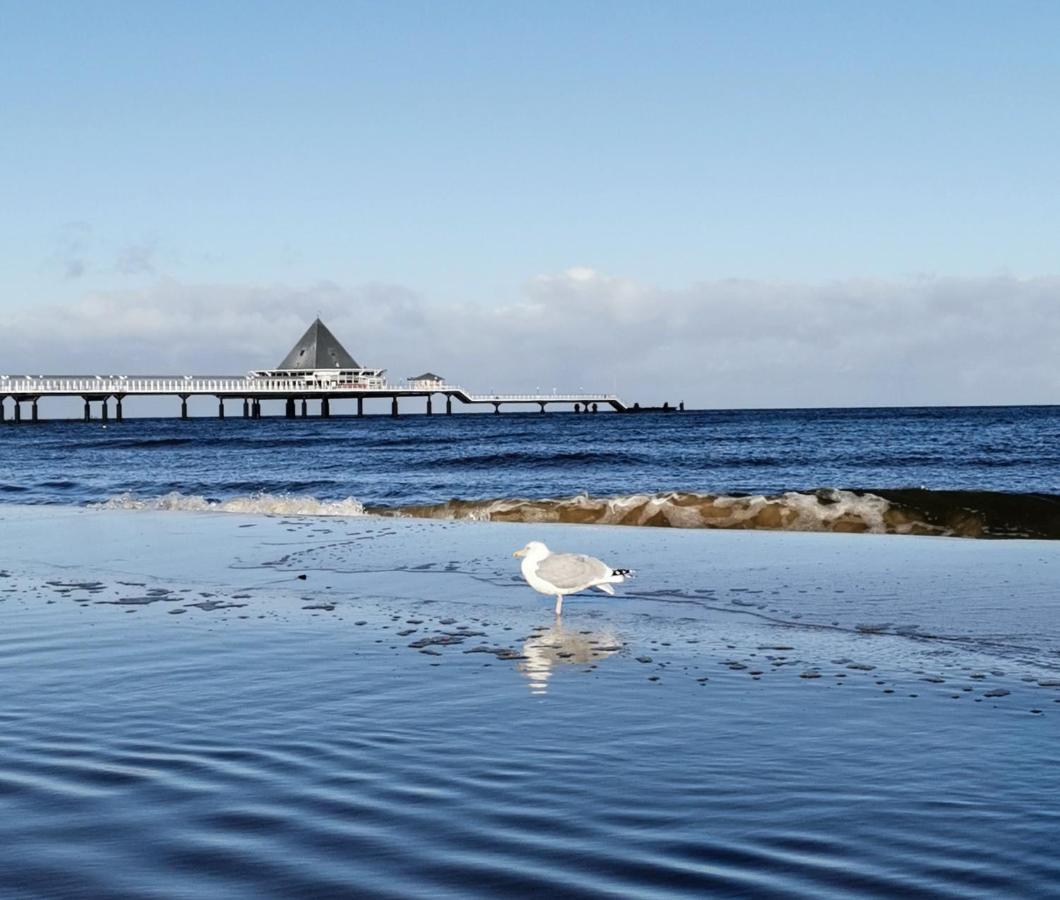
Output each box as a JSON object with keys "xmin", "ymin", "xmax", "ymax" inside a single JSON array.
[
  {"xmin": 386, "ymin": 489, "xmax": 1060, "ymax": 538},
  {"xmin": 89, "ymin": 488, "xmax": 1060, "ymax": 538},
  {"xmin": 95, "ymin": 491, "xmax": 366, "ymax": 517}
]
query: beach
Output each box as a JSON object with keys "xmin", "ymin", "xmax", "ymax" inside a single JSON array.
[
  {"xmin": 7, "ymin": 3, "xmax": 1060, "ymax": 895},
  {"xmin": 1, "ymin": 505, "xmax": 1057, "ymax": 898}
]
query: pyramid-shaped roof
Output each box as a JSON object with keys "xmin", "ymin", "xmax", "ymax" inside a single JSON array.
[{"xmin": 277, "ymin": 318, "xmax": 360, "ymax": 369}]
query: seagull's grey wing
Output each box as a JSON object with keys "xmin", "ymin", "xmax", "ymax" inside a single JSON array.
[{"xmin": 535, "ymin": 553, "xmax": 611, "ymax": 591}]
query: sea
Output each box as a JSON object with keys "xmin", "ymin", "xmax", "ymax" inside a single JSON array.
[
  {"xmin": 1, "ymin": 405, "xmax": 1059, "ymax": 899},
  {"xmin": 2, "ymin": 404, "xmax": 1059, "ymax": 537}
]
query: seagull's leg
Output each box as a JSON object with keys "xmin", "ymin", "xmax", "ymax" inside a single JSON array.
[{"xmin": 555, "ymin": 594, "xmax": 564, "ymax": 616}]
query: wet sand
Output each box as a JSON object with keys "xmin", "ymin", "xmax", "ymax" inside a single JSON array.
[{"xmin": 0, "ymin": 506, "xmax": 1058, "ymax": 897}]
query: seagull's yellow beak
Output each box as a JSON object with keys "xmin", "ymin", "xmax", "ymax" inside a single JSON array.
[{"xmin": 513, "ymin": 548, "xmax": 526, "ymax": 558}]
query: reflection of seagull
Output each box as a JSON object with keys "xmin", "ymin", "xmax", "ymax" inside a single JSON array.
[
  {"xmin": 513, "ymin": 541, "xmax": 633, "ymax": 615},
  {"xmin": 519, "ymin": 622, "xmax": 623, "ymax": 694}
]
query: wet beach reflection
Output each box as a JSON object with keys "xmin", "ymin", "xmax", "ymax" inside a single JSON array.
[{"xmin": 518, "ymin": 622, "xmax": 623, "ymax": 694}]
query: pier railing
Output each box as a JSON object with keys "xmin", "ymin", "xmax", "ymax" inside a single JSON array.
[
  {"xmin": 0, "ymin": 374, "xmax": 626, "ymax": 409},
  {"xmin": 461, "ymin": 392, "xmax": 623, "ymax": 404},
  {"xmin": 1, "ymin": 375, "xmax": 440, "ymax": 396}
]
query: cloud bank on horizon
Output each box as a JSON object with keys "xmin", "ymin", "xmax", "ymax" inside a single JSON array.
[{"xmin": 7, "ymin": 269, "xmax": 1058, "ymax": 409}]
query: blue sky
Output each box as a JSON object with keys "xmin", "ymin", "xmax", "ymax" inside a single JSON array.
[
  {"xmin": 4, "ymin": 1, "xmax": 1060, "ymax": 300},
  {"xmin": 2, "ymin": 2, "xmax": 1059, "ymax": 405}
]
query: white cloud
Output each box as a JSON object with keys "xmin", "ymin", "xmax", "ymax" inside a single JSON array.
[{"xmin": 5, "ymin": 271, "xmax": 1060, "ymax": 407}]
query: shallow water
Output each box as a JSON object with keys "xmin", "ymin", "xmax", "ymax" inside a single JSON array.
[{"xmin": 1, "ymin": 508, "xmax": 1058, "ymax": 898}]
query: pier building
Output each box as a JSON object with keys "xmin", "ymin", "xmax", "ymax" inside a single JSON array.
[{"xmin": 0, "ymin": 318, "xmax": 630, "ymax": 421}]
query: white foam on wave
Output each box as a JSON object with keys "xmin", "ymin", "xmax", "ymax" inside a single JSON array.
[
  {"xmin": 388, "ymin": 489, "xmax": 933, "ymax": 534},
  {"xmin": 709, "ymin": 489, "xmax": 894, "ymax": 533},
  {"xmin": 94, "ymin": 491, "xmax": 366, "ymax": 518},
  {"xmin": 90, "ymin": 488, "xmax": 955, "ymax": 535}
]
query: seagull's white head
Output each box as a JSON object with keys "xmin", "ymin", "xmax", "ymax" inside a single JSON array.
[{"xmin": 513, "ymin": 541, "xmax": 549, "ymax": 559}]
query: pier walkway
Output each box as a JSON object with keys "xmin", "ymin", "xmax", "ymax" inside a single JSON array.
[{"xmin": 0, "ymin": 374, "xmax": 628, "ymax": 421}]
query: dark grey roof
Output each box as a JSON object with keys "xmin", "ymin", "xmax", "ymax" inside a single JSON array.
[
  {"xmin": 409, "ymin": 372, "xmax": 443, "ymax": 381},
  {"xmin": 277, "ymin": 319, "xmax": 360, "ymax": 370}
]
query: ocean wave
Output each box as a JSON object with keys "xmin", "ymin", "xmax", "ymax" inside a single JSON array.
[
  {"xmin": 58, "ymin": 437, "xmax": 200, "ymax": 450},
  {"xmin": 93, "ymin": 491, "xmax": 366, "ymax": 517},
  {"xmin": 429, "ymin": 450, "xmax": 642, "ymax": 468},
  {"xmin": 385, "ymin": 490, "xmax": 900, "ymax": 532},
  {"xmin": 383, "ymin": 489, "xmax": 1060, "ymax": 539},
  {"xmin": 85, "ymin": 488, "xmax": 1060, "ymax": 538}
]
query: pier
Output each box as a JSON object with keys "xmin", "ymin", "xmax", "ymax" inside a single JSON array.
[{"xmin": 0, "ymin": 319, "xmax": 634, "ymax": 421}]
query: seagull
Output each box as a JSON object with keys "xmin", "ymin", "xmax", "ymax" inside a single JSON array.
[{"xmin": 513, "ymin": 541, "xmax": 633, "ymax": 615}]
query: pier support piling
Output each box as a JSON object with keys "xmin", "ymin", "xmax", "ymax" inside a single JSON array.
[
  {"xmin": 101, "ymin": 398, "xmax": 109, "ymax": 422},
  {"xmin": 321, "ymin": 397, "xmax": 330, "ymax": 418},
  {"xmin": 493, "ymin": 402, "xmax": 501, "ymax": 415},
  {"xmin": 592, "ymin": 403, "xmax": 598, "ymax": 413},
  {"xmin": 0, "ymin": 399, "xmax": 5, "ymax": 422},
  {"xmin": 426, "ymin": 396, "xmax": 432, "ymax": 415},
  {"xmin": 357, "ymin": 397, "xmax": 364, "ymax": 417},
  {"xmin": 14, "ymin": 401, "xmax": 21, "ymax": 423},
  {"xmin": 32, "ymin": 399, "xmax": 38, "ymax": 422},
  {"xmin": 252, "ymin": 400, "xmax": 261, "ymax": 419},
  {"xmin": 180, "ymin": 396, "xmax": 188, "ymax": 420},
  {"xmin": 243, "ymin": 399, "xmax": 250, "ymax": 418},
  {"xmin": 83, "ymin": 398, "xmax": 90, "ymax": 422},
  {"xmin": 116, "ymin": 397, "xmax": 123, "ymax": 422},
  {"xmin": 391, "ymin": 397, "xmax": 398, "ymax": 417},
  {"xmin": 446, "ymin": 396, "xmax": 453, "ymax": 415},
  {"xmin": 285, "ymin": 398, "xmax": 295, "ymax": 418},
  {"xmin": 574, "ymin": 403, "xmax": 581, "ymax": 413},
  {"xmin": 539, "ymin": 402, "xmax": 546, "ymax": 414},
  {"xmin": 217, "ymin": 398, "xmax": 225, "ymax": 419}
]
